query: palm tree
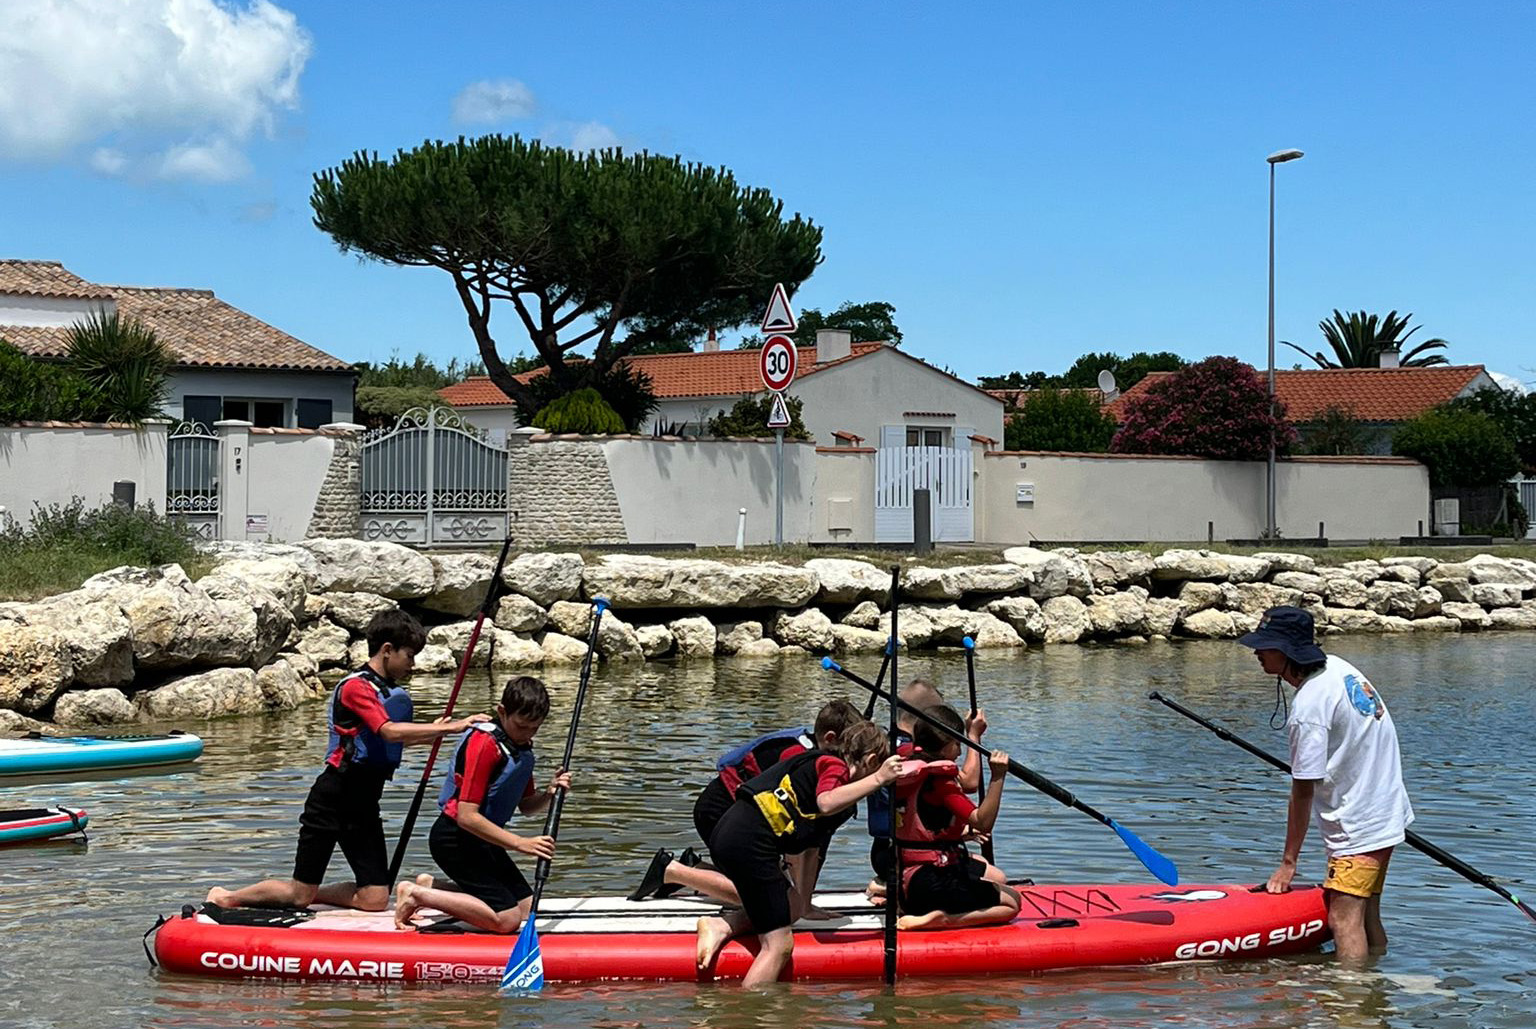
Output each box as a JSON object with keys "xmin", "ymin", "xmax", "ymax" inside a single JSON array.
[
  {"xmin": 64, "ymin": 311, "xmax": 172, "ymax": 423},
  {"xmin": 1283, "ymin": 309, "xmax": 1449, "ymax": 369}
]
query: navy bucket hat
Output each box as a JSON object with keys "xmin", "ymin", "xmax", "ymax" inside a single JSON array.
[{"xmin": 1238, "ymin": 606, "xmax": 1326, "ymax": 664}]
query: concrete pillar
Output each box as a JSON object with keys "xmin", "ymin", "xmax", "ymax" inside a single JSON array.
[{"xmin": 214, "ymin": 419, "xmax": 253, "ymax": 541}]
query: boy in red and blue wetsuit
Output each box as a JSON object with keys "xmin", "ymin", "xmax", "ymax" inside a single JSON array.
[
  {"xmin": 207, "ymin": 610, "xmax": 486, "ymax": 913},
  {"xmin": 627, "ymin": 698, "xmax": 862, "ymax": 904},
  {"xmin": 394, "ymin": 676, "xmax": 570, "ymax": 933}
]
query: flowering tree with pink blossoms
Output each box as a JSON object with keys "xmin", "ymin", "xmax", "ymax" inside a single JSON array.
[{"xmin": 1111, "ymin": 356, "xmax": 1297, "ymax": 460}]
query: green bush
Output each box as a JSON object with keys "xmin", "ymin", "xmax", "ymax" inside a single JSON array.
[
  {"xmin": 0, "ymin": 341, "xmax": 97, "ymax": 422},
  {"xmin": 3, "ymin": 497, "xmax": 201, "ymax": 567},
  {"xmin": 533, "ymin": 388, "xmax": 626, "ymax": 434},
  {"xmin": 355, "ymin": 385, "xmax": 453, "ymax": 429},
  {"xmin": 706, "ymin": 393, "xmax": 811, "ymax": 440},
  {"xmin": 65, "ymin": 311, "xmax": 171, "ymax": 423},
  {"xmin": 519, "ymin": 360, "xmax": 659, "ymax": 432},
  {"xmin": 1004, "ymin": 389, "xmax": 1115, "ymax": 452},
  {"xmin": 1391, "ymin": 408, "xmax": 1519, "ymax": 487},
  {"xmin": 1297, "ymin": 405, "xmax": 1373, "ymax": 455}
]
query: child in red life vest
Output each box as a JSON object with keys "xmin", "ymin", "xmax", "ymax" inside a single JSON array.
[
  {"xmin": 394, "ymin": 676, "xmax": 571, "ymax": 934},
  {"xmin": 895, "ymin": 703, "xmax": 1020, "ymax": 931},
  {"xmin": 628, "ymin": 698, "xmax": 863, "ymax": 905},
  {"xmin": 695, "ymin": 720, "xmax": 903, "ymax": 988},
  {"xmin": 207, "ymin": 611, "xmax": 487, "ymax": 913}
]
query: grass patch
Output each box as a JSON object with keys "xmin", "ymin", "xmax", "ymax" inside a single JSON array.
[{"xmin": 0, "ymin": 498, "xmax": 210, "ymax": 602}]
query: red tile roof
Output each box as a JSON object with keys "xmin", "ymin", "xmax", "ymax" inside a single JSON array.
[
  {"xmin": 1103, "ymin": 365, "xmax": 1491, "ymax": 422},
  {"xmin": 0, "ymin": 259, "xmax": 114, "ymax": 300},
  {"xmin": 441, "ymin": 342, "xmax": 887, "ymax": 405}
]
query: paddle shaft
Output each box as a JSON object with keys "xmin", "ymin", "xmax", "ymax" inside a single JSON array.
[
  {"xmin": 862, "ymin": 642, "xmax": 893, "ymax": 721},
  {"xmin": 388, "ymin": 535, "xmax": 515, "ymax": 883},
  {"xmin": 529, "ymin": 599, "xmax": 609, "ymax": 913},
  {"xmin": 962, "ymin": 639, "xmax": 995, "ymax": 864},
  {"xmin": 1147, "ymin": 690, "xmax": 1536, "ymax": 924},
  {"xmin": 882, "ymin": 565, "xmax": 899, "ymax": 986}
]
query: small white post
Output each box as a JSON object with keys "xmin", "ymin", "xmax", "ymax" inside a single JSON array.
[{"xmin": 736, "ymin": 507, "xmax": 747, "ymax": 550}]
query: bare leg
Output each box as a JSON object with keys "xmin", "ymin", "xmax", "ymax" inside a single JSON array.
[
  {"xmin": 396, "ymin": 881, "xmax": 531, "ymax": 934},
  {"xmin": 206, "ymin": 879, "xmax": 319, "ymax": 909},
  {"xmin": 899, "ymin": 883, "xmax": 1021, "ymax": 930},
  {"xmin": 1366, "ymin": 850, "xmax": 1392, "ymax": 954},
  {"xmin": 664, "ymin": 862, "xmax": 742, "ymax": 905},
  {"xmin": 312, "ymin": 881, "xmax": 390, "ymax": 912},
  {"xmin": 696, "ymin": 908, "xmax": 752, "ymax": 973},
  {"xmin": 1326, "ymin": 890, "xmax": 1371, "ymax": 967},
  {"xmin": 979, "ymin": 861, "xmax": 1011, "ymax": 886},
  {"xmin": 742, "ymin": 926, "xmax": 795, "ymax": 988},
  {"xmin": 785, "ymin": 850, "xmax": 823, "ymax": 921}
]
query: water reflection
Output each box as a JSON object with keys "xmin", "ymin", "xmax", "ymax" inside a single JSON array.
[{"xmin": 4, "ymin": 634, "xmax": 1536, "ymax": 1027}]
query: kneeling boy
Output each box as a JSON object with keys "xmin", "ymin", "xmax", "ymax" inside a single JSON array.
[{"xmin": 395, "ymin": 676, "xmax": 569, "ymax": 934}]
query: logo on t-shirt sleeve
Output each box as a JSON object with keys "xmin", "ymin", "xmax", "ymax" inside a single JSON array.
[{"xmin": 1344, "ymin": 673, "xmax": 1384, "ymax": 719}]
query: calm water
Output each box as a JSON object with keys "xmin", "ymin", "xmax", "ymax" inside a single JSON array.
[{"xmin": 3, "ymin": 635, "xmax": 1535, "ymax": 1029}]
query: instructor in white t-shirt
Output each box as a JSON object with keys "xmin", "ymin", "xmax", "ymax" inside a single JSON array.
[{"xmin": 1239, "ymin": 605, "xmax": 1415, "ymax": 967}]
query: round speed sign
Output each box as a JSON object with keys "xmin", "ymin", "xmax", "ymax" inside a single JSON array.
[{"xmin": 759, "ymin": 334, "xmax": 798, "ymax": 392}]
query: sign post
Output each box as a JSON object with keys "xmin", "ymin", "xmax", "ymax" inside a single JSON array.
[{"xmin": 759, "ymin": 290, "xmax": 798, "ymax": 545}]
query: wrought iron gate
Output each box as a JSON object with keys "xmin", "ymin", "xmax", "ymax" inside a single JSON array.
[
  {"xmin": 166, "ymin": 421, "xmax": 221, "ymax": 540},
  {"xmin": 360, "ymin": 407, "xmax": 509, "ymax": 546}
]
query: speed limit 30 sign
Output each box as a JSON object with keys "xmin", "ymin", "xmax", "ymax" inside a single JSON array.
[{"xmin": 759, "ymin": 334, "xmax": 798, "ymax": 392}]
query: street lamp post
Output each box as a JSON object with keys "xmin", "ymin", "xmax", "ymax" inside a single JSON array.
[{"xmin": 1266, "ymin": 148, "xmax": 1304, "ymax": 540}]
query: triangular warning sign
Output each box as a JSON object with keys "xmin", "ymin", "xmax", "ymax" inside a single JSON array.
[
  {"xmin": 760, "ymin": 283, "xmax": 797, "ymax": 334},
  {"xmin": 766, "ymin": 391, "xmax": 792, "ymax": 429}
]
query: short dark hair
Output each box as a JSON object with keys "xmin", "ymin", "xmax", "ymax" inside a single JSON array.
[
  {"xmin": 912, "ymin": 703, "xmax": 964, "ymax": 754},
  {"xmin": 500, "ymin": 676, "xmax": 551, "ymax": 721},
  {"xmin": 365, "ymin": 609, "xmax": 426, "ymax": 656},
  {"xmin": 813, "ymin": 698, "xmax": 862, "ymax": 740},
  {"xmin": 831, "ymin": 720, "xmax": 891, "ymax": 766}
]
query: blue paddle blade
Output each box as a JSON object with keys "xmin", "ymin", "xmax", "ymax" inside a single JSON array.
[
  {"xmin": 501, "ymin": 916, "xmax": 544, "ymax": 992},
  {"xmin": 1107, "ymin": 818, "xmax": 1179, "ymax": 886}
]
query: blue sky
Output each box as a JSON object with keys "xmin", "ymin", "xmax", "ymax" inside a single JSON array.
[{"xmin": 3, "ymin": 1, "xmax": 1533, "ymax": 384}]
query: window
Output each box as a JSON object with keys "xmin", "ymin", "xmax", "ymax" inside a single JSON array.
[
  {"xmin": 906, "ymin": 427, "xmax": 945, "ymax": 448},
  {"xmin": 220, "ymin": 398, "xmax": 286, "ymax": 428},
  {"xmin": 296, "ymin": 398, "xmax": 333, "ymax": 430},
  {"xmin": 183, "ymin": 395, "xmax": 221, "ymax": 429}
]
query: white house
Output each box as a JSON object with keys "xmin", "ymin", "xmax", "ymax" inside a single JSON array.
[
  {"xmin": 0, "ymin": 260, "xmax": 355, "ymax": 428},
  {"xmin": 438, "ymin": 329, "xmax": 1006, "ymax": 448}
]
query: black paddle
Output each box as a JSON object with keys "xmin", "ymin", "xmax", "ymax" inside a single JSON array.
[
  {"xmin": 882, "ymin": 564, "xmax": 899, "ymax": 987},
  {"xmin": 388, "ymin": 534, "xmax": 515, "ymax": 883},
  {"xmin": 824, "ymin": 657, "xmax": 1179, "ymax": 886},
  {"xmin": 960, "ymin": 635, "xmax": 995, "ymax": 865},
  {"xmin": 862, "ymin": 638, "xmax": 894, "ymax": 721},
  {"xmin": 1148, "ymin": 690, "xmax": 1536, "ymax": 926}
]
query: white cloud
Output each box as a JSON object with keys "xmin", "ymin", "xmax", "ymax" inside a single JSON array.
[
  {"xmin": 452, "ymin": 79, "xmax": 537, "ymax": 124},
  {"xmin": 0, "ymin": 0, "xmax": 311, "ymax": 181},
  {"xmin": 1488, "ymin": 370, "xmax": 1531, "ymax": 395},
  {"xmin": 565, "ymin": 121, "xmax": 622, "ymax": 152}
]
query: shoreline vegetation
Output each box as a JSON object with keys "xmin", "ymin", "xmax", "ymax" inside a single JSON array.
[{"xmin": 4, "ymin": 536, "xmax": 1536, "ymax": 734}]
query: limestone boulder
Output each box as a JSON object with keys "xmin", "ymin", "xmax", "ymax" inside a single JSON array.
[
  {"xmin": 413, "ymin": 643, "xmax": 458, "ymax": 674},
  {"xmin": 1365, "ymin": 582, "xmax": 1423, "ymax": 618},
  {"xmin": 595, "ymin": 614, "xmax": 644, "ymax": 662},
  {"xmin": 1180, "ymin": 608, "xmax": 1238, "ymax": 639},
  {"xmin": 502, "ymin": 552, "xmax": 585, "ymax": 606},
  {"xmin": 420, "ymin": 553, "xmax": 498, "ymax": 616},
  {"xmin": 490, "ymin": 632, "xmax": 546, "ymax": 668},
  {"xmin": 1440, "ymin": 601, "xmax": 1492, "ymax": 630},
  {"xmin": 300, "ymin": 594, "xmax": 330, "ymax": 624},
  {"xmin": 635, "ymin": 624, "xmax": 675, "ymax": 659},
  {"xmin": 1086, "ymin": 590, "xmax": 1149, "ymax": 638},
  {"xmin": 581, "ymin": 556, "xmax": 817, "ymax": 609},
  {"xmin": 1040, "ymin": 595, "xmax": 1090, "ymax": 644},
  {"xmin": 1471, "ymin": 582, "xmax": 1523, "ymax": 609},
  {"xmin": 1412, "ymin": 587, "xmax": 1443, "ymax": 618},
  {"xmin": 667, "ymin": 616, "xmax": 717, "ymax": 658},
  {"xmin": 1410, "ymin": 615, "xmax": 1461, "ymax": 632},
  {"xmin": 85, "ymin": 565, "xmax": 269, "ymax": 672},
  {"xmin": 203, "ymin": 556, "xmax": 309, "ymax": 617},
  {"xmin": 1271, "ymin": 571, "xmax": 1329, "ymax": 595},
  {"xmin": 539, "ymin": 632, "xmax": 589, "ymax": 663},
  {"xmin": 295, "ymin": 618, "xmax": 351, "ymax": 667},
  {"xmin": 1465, "ymin": 554, "xmax": 1536, "ymax": 588},
  {"xmin": 771, "ymin": 608, "xmax": 835, "ymax": 652},
  {"xmin": 492, "ymin": 594, "xmax": 547, "ymax": 633},
  {"xmin": 1177, "ymin": 581, "xmax": 1225, "ymax": 617},
  {"xmin": 903, "ymin": 564, "xmax": 1031, "ymax": 601},
  {"xmin": 200, "ymin": 540, "xmax": 320, "ymax": 580},
  {"xmin": 841, "ymin": 601, "xmax": 881, "ymax": 630},
  {"xmin": 1224, "ymin": 582, "xmax": 1305, "ymax": 616},
  {"xmin": 716, "ymin": 621, "xmax": 764, "ymax": 655},
  {"xmin": 346, "ymin": 639, "xmax": 370, "ymax": 667},
  {"xmin": 53, "ymin": 688, "xmax": 138, "ymax": 726},
  {"xmin": 137, "ymin": 667, "xmax": 263, "ymax": 720},
  {"xmin": 1383, "ymin": 556, "xmax": 1437, "ymax": 576},
  {"xmin": 316, "ymin": 592, "xmax": 397, "ymax": 634},
  {"xmin": 1377, "ymin": 565, "xmax": 1422, "ymax": 587},
  {"xmin": 255, "ymin": 658, "xmax": 312, "ymax": 710},
  {"xmin": 1323, "ymin": 607, "xmax": 1388, "ymax": 633},
  {"xmin": 1489, "ymin": 603, "xmax": 1536, "ymax": 630},
  {"xmin": 197, "ymin": 574, "xmax": 295, "ymax": 669},
  {"xmin": 1153, "ymin": 550, "xmax": 1270, "ymax": 584},
  {"xmin": 1083, "ymin": 550, "xmax": 1156, "ymax": 589},
  {"xmin": 969, "ymin": 612, "xmax": 1024, "ymax": 649},
  {"xmin": 1253, "ymin": 551, "xmax": 1316, "ymax": 574},
  {"xmin": 1145, "ymin": 597, "xmax": 1183, "ymax": 637},
  {"xmin": 1000, "ymin": 547, "xmax": 1078, "ymax": 600},
  {"xmin": 0, "ymin": 709, "xmax": 46, "ymax": 735},
  {"xmin": 546, "ymin": 601, "xmax": 594, "ymax": 638},
  {"xmin": 4, "ymin": 594, "xmax": 134, "ymax": 688},
  {"xmin": 1338, "ymin": 560, "xmax": 1384, "ymax": 585},
  {"xmin": 880, "ymin": 607, "xmax": 937, "ymax": 649},
  {"xmin": 985, "ymin": 596, "xmax": 1047, "ymax": 642},
  {"xmin": 735, "ymin": 638, "xmax": 782, "ymax": 658},
  {"xmin": 1427, "ymin": 562, "xmax": 1473, "ymax": 583},
  {"xmin": 1321, "ymin": 573, "xmax": 1368, "ymax": 609},
  {"xmin": 1431, "ymin": 577, "xmax": 1475, "ymax": 604},
  {"xmin": 805, "ymin": 558, "xmax": 890, "ymax": 604},
  {"xmin": 299, "ymin": 538, "xmax": 436, "ymax": 599},
  {"xmin": 831, "ymin": 624, "xmax": 889, "ymax": 654}
]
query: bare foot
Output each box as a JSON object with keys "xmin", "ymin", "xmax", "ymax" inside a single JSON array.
[
  {"xmin": 802, "ymin": 903, "xmax": 836, "ymax": 921},
  {"xmin": 695, "ymin": 915, "xmax": 732, "ymax": 973},
  {"xmin": 897, "ymin": 910, "xmax": 949, "ymax": 931},
  {"xmin": 394, "ymin": 881, "xmax": 422, "ymax": 930},
  {"xmin": 414, "ymin": 873, "xmax": 434, "ymax": 889},
  {"xmin": 205, "ymin": 887, "xmax": 236, "ymax": 909}
]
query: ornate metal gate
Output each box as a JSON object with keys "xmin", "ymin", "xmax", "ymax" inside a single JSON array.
[
  {"xmin": 360, "ymin": 407, "xmax": 509, "ymax": 546},
  {"xmin": 166, "ymin": 421, "xmax": 221, "ymax": 540}
]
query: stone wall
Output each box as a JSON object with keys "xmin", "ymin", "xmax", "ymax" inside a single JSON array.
[
  {"xmin": 306, "ymin": 424, "xmax": 362, "ymax": 539},
  {"xmin": 6, "ymin": 540, "xmax": 1536, "ymax": 730},
  {"xmin": 508, "ymin": 436, "xmax": 626, "ymax": 546}
]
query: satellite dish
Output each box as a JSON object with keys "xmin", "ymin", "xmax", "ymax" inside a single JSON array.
[{"xmin": 1097, "ymin": 369, "xmax": 1119, "ymax": 400}]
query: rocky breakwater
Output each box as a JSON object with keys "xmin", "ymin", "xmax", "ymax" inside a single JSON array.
[{"xmin": 5, "ymin": 540, "xmax": 1536, "ymax": 730}]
